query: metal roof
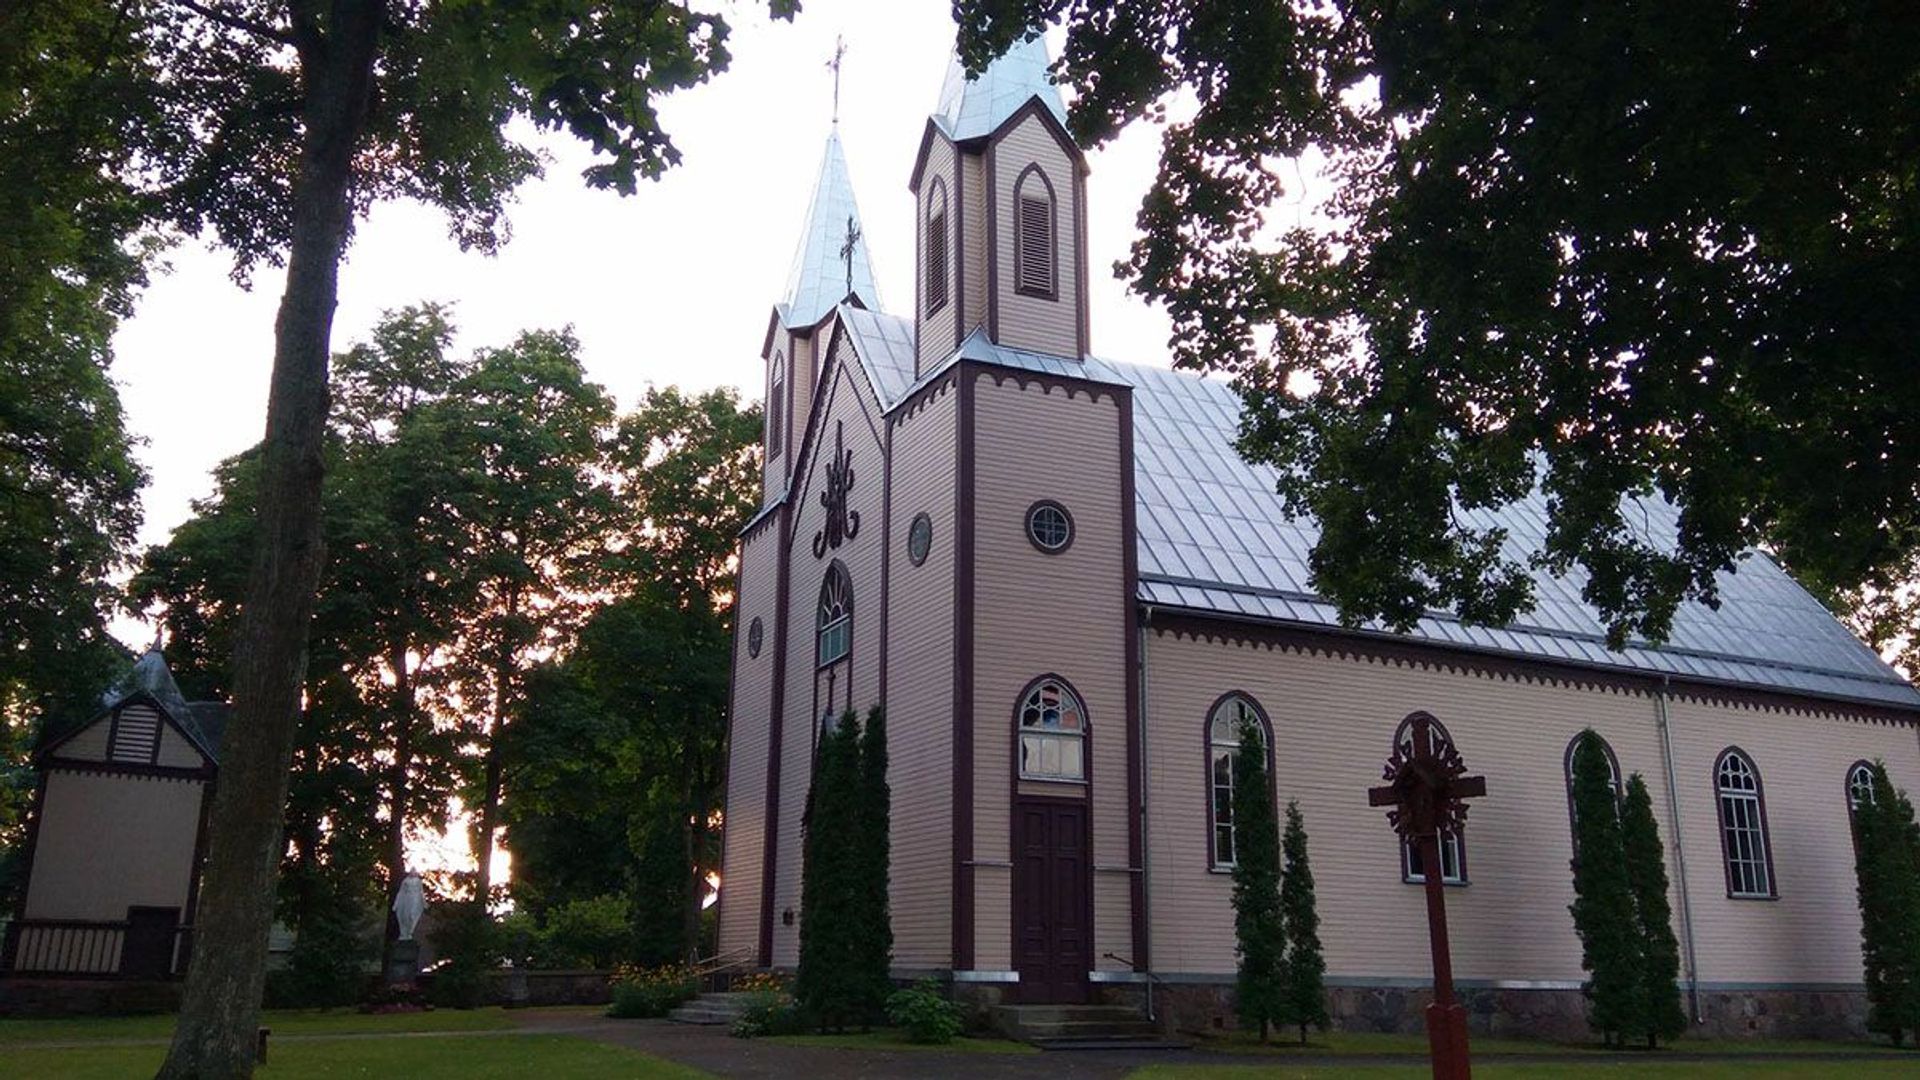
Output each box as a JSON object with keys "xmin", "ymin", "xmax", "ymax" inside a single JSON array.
[
  {"xmin": 781, "ymin": 132, "xmax": 882, "ymax": 329},
  {"xmin": 934, "ymin": 35, "xmax": 1069, "ymax": 141},
  {"xmin": 834, "ymin": 307, "xmax": 1920, "ymax": 711}
]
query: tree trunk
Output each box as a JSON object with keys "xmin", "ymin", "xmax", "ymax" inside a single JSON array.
[
  {"xmin": 473, "ymin": 602, "xmax": 517, "ymax": 905},
  {"xmin": 156, "ymin": 8, "xmax": 380, "ymax": 1078},
  {"xmin": 680, "ymin": 759, "xmax": 702, "ymax": 963},
  {"xmin": 380, "ymin": 639, "xmax": 414, "ymax": 969}
]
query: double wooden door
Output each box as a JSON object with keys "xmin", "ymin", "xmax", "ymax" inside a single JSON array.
[{"xmin": 1012, "ymin": 797, "xmax": 1090, "ymax": 1004}]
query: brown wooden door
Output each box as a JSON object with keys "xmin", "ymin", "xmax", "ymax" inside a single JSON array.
[
  {"xmin": 122, "ymin": 907, "xmax": 180, "ymax": 979},
  {"xmin": 1013, "ymin": 798, "xmax": 1090, "ymax": 1003}
]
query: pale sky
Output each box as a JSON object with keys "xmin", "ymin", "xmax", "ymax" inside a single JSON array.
[{"xmin": 109, "ymin": 0, "xmax": 1183, "ymax": 649}]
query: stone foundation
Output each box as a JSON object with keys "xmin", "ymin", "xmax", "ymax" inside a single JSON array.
[
  {"xmin": 0, "ymin": 977, "xmax": 182, "ymax": 1017},
  {"xmin": 1151, "ymin": 980, "xmax": 1868, "ymax": 1042}
]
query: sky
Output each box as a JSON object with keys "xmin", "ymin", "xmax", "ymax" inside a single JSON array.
[{"xmin": 107, "ymin": 0, "xmax": 1184, "ymax": 649}]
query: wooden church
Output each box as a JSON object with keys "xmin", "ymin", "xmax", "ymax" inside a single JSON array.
[
  {"xmin": 3, "ymin": 649, "xmax": 223, "ymax": 982},
  {"xmin": 715, "ymin": 38, "xmax": 1920, "ymax": 1038}
]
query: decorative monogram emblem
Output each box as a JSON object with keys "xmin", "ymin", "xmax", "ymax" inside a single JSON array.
[{"xmin": 812, "ymin": 421, "xmax": 860, "ymax": 558}]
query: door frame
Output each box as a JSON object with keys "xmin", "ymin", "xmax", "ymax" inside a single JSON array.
[
  {"xmin": 121, "ymin": 905, "xmax": 181, "ymax": 979},
  {"xmin": 1010, "ymin": 793, "xmax": 1093, "ymax": 1004}
]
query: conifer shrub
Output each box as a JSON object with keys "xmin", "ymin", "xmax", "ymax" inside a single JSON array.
[
  {"xmin": 796, "ymin": 710, "xmax": 874, "ymax": 1031},
  {"xmin": 1854, "ymin": 762, "xmax": 1920, "ymax": 1045},
  {"xmin": 1229, "ymin": 718, "xmax": 1287, "ymax": 1041},
  {"xmin": 1277, "ymin": 800, "xmax": 1329, "ymax": 1044},
  {"xmin": 1620, "ymin": 774, "xmax": 1687, "ymax": 1047},
  {"xmin": 858, "ymin": 705, "xmax": 895, "ymax": 1011},
  {"xmin": 1566, "ymin": 729, "xmax": 1641, "ymax": 1045}
]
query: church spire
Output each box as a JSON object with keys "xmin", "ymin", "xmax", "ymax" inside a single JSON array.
[
  {"xmin": 933, "ymin": 34, "xmax": 1067, "ymax": 141},
  {"xmin": 781, "ymin": 130, "xmax": 881, "ymax": 328}
]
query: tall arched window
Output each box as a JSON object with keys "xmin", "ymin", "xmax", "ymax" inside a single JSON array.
[
  {"xmin": 767, "ymin": 352, "xmax": 786, "ymax": 458},
  {"xmin": 1013, "ymin": 165, "xmax": 1056, "ymax": 299},
  {"xmin": 1396, "ymin": 714, "xmax": 1466, "ymax": 885},
  {"xmin": 925, "ymin": 179, "xmax": 949, "ymax": 316},
  {"xmin": 1847, "ymin": 761, "xmax": 1878, "ymax": 815},
  {"xmin": 816, "ymin": 562, "xmax": 851, "ymax": 668},
  {"xmin": 1207, "ymin": 694, "xmax": 1271, "ymax": 869},
  {"xmin": 1714, "ymin": 748, "xmax": 1776, "ymax": 899},
  {"xmin": 1563, "ymin": 732, "xmax": 1622, "ymax": 841},
  {"xmin": 1016, "ymin": 676, "xmax": 1086, "ymax": 782}
]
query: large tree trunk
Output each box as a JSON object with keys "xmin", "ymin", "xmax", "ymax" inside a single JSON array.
[
  {"xmin": 473, "ymin": 598, "xmax": 517, "ymax": 904},
  {"xmin": 156, "ymin": 8, "xmax": 380, "ymax": 1077},
  {"xmin": 381, "ymin": 639, "xmax": 414, "ymax": 968}
]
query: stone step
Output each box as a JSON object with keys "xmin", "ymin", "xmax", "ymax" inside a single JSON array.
[
  {"xmin": 1030, "ymin": 1035, "xmax": 1190, "ymax": 1051},
  {"xmin": 995, "ymin": 1004, "xmax": 1143, "ymax": 1024},
  {"xmin": 668, "ymin": 1006, "xmax": 739, "ymax": 1025},
  {"xmin": 1009, "ymin": 1018, "xmax": 1163, "ymax": 1038}
]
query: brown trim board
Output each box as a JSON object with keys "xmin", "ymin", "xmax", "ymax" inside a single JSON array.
[
  {"xmin": 1118, "ymin": 389, "xmax": 1148, "ymax": 965},
  {"xmin": 952, "ymin": 362, "xmax": 977, "ymax": 969}
]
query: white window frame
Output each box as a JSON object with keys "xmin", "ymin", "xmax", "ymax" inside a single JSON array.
[
  {"xmin": 1715, "ymin": 749, "xmax": 1774, "ymax": 899},
  {"xmin": 1208, "ymin": 695, "xmax": 1268, "ymax": 870},
  {"xmin": 1396, "ymin": 715, "xmax": 1467, "ymax": 885},
  {"xmin": 1017, "ymin": 678, "xmax": 1086, "ymax": 782}
]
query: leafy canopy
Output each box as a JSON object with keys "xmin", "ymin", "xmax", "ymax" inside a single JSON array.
[{"xmin": 955, "ymin": 2, "xmax": 1920, "ymax": 646}]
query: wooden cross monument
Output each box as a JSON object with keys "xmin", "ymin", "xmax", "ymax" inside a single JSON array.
[{"xmin": 1369, "ymin": 711, "xmax": 1487, "ymax": 1080}]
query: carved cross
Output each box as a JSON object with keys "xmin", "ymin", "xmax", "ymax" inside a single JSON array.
[
  {"xmin": 1369, "ymin": 712, "xmax": 1486, "ymax": 1080},
  {"xmin": 840, "ymin": 214, "xmax": 863, "ymax": 298},
  {"xmin": 812, "ymin": 421, "xmax": 861, "ymax": 558},
  {"xmin": 827, "ymin": 35, "xmax": 847, "ymax": 127}
]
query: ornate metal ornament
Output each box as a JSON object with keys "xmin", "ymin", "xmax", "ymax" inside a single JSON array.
[{"xmin": 812, "ymin": 421, "xmax": 860, "ymax": 558}]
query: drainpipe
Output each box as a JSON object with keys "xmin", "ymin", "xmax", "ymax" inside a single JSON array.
[
  {"xmin": 1655, "ymin": 674, "xmax": 1703, "ymax": 1023},
  {"xmin": 1139, "ymin": 604, "xmax": 1155, "ymax": 1023}
]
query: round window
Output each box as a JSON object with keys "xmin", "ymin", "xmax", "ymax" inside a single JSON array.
[
  {"xmin": 908, "ymin": 512, "xmax": 934, "ymax": 566},
  {"xmin": 747, "ymin": 616, "xmax": 764, "ymax": 658},
  {"xmin": 1025, "ymin": 500, "xmax": 1074, "ymax": 554}
]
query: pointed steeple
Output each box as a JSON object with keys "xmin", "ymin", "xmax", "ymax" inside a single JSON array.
[
  {"xmin": 782, "ymin": 131, "xmax": 881, "ymax": 328},
  {"xmin": 934, "ymin": 34, "xmax": 1068, "ymax": 141}
]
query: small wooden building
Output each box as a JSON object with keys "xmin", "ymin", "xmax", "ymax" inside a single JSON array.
[{"xmin": 2, "ymin": 650, "xmax": 225, "ymax": 981}]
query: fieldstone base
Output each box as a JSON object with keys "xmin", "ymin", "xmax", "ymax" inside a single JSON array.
[
  {"xmin": 1152, "ymin": 980, "xmax": 1868, "ymax": 1042},
  {"xmin": 0, "ymin": 977, "xmax": 182, "ymax": 1017}
]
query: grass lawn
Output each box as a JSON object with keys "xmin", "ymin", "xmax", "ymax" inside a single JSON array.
[
  {"xmin": 0, "ymin": 1005, "xmax": 521, "ymax": 1046},
  {"xmin": 7, "ymin": 1033, "xmax": 709, "ymax": 1080},
  {"xmin": 1190, "ymin": 1028, "xmax": 1910, "ymax": 1057},
  {"xmin": 767, "ymin": 1028, "xmax": 1038, "ymax": 1054},
  {"xmin": 1130, "ymin": 1064, "xmax": 1920, "ymax": 1080}
]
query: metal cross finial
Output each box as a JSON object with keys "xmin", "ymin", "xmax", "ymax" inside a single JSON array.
[
  {"xmin": 840, "ymin": 214, "xmax": 862, "ymax": 297},
  {"xmin": 827, "ymin": 34, "xmax": 848, "ymax": 127}
]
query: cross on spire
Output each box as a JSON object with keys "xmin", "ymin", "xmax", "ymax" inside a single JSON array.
[
  {"xmin": 827, "ymin": 34, "xmax": 848, "ymax": 127},
  {"xmin": 839, "ymin": 214, "xmax": 862, "ymax": 297}
]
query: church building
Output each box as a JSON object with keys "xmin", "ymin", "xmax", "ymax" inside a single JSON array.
[{"xmin": 716, "ymin": 37, "xmax": 1920, "ymax": 1037}]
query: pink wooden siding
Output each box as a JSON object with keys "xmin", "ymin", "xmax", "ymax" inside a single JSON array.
[
  {"xmin": 770, "ymin": 331, "xmax": 887, "ymax": 966},
  {"xmin": 24, "ymin": 771, "xmax": 203, "ymax": 921},
  {"xmin": 884, "ymin": 380, "xmax": 959, "ymax": 967},
  {"xmin": 969, "ymin": 371, "xmax": 1133, "ymax": 971},
  {"xmin": 1143, "ymin": 628, "xmax": 1919, "ymax": 986},
  {"xmin": 717, "ymin": 526, "xmax": 780, "ymax": 959},
  {"xmin": 916, "ymin": 137, "xmax": 959, "ymax": 376},
  {"xmin": 990, "ymin": 115, "xmax": 1080, "ymax": 358},
  {"xmin": 961, "ymin": 153, "xmax": 988, "ymax": 340}
]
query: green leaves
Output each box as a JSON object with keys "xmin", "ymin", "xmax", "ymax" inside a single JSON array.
[
  {"xmin": 959, "ymin": 1, "xmax": 1920, "ymax": 646},
  {"xmin": 1853, "ymin": 762, "xmax": 1920, "ymax": 1045},
  {"xmin": 1230, "ymin": 718, "xmax": 1285, "ymax": 1041}
]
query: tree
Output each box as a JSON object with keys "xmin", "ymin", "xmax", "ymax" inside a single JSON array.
[
  {"xmin": 857, "ymin": 705, "xmax": 894, "ymax": 1010},
  {"xmin": 29, "ymin": 3, "xmax": 796, "ymax": 1072},
  {"xmin": 1277, "ymin": 800, "xmax": 1327, "ymax": 1045},
  {"xmin": 1619, "ymin": 774, "xmax": 1686, "ymax": 1048},
  {"xmin": 796, "ymin": 710, "xmax": 868, "ymax": 1031},
  {"xmin": 954, "ymin": 4, "xmax": 1920, "ymax": 649},
  {"xmin": 1, "ymin": 3, "xmax": 150, "ymax": 863},
  {"xmin": 1566, "ymin": 730, "xmax": 1640, "ymax": 1045},
  {"xmin": 1853, "ymin": 762, "xmax": 1920, "ymax": 1045},
  {"xmin": 1229, "ymin": 718, "xmax": 1285, "ymax": 1042}
]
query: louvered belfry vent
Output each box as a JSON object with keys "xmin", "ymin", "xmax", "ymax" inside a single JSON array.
[
  {"xmin": 110, "ymin": 704, "xmax": 162, "ymax": 763},
  {"xmin": 1016, "ymin": 192, "xmax": 1052, "ymax": 296},
  {"xmin": 926, "ymin": 209, "xmax": 949, "ymax": 315}
]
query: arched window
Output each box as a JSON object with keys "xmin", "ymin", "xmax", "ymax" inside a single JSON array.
[
  {"xmin": 1207, "ymin": 694, "xmax": 1271, "ymax": 869},
  {"xmin": 1563, "ymin": 732, "xmax": 1622, "ymax": 840},
  {"xmin": 925, "ymin": 179, "xmax": 949, "ymax": 315},
  {"xmin": 1714, "ymin": 748, "xmax": 1776, "ymax": 899},
  {"xmin": 816, "ymin": 562, "xmax": 851, "ymax": 668},
  {"xmin": 1396, "ymin": 714, "xmax": 1466, "ymax": 885},
  {"xmin": 1013, "ymin": 165, "xmax": 1056, "ymax": 299},
  {"xmin": 1847, "ymin": 760, "xmax": 1878, "ymax": 815},
  {"xmin": 767, "ymin": 352, "xmax": 786, "ymax": 457},
  {"xmin": 1016, "ymin": 676, "xmax": 1086, "ymax": 782}
]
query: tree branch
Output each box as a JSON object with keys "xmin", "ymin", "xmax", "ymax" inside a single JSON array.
[{"xmin": 168, "ymin": 0, "xmax": 296, "ymax": 45}]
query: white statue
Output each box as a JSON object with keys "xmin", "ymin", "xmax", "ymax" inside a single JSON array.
[{"xmin": 392, "ymin": 872, "xmax": 426, "ymax": 942}]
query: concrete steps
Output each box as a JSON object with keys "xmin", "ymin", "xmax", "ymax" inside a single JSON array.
[
  {"xmin": 991, "ymin": 1004, "xmax": 1188, "ymax": 1050},
  {"xmin": 668, "ymin": 990, "xmax": 761, "ymax": 1026}
]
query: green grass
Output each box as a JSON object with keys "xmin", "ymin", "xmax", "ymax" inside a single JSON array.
[
  {"xmin": 1191, "ymin": 1028, "xmax": 1909, "ymax": 1057},
  {"xmin": 0, "ymin": 1005, "xmax": 519, "ymax": 1045},
  {"xmin": 1131, "ymin": 1064, "xmax": 1920, "ymax": 1080},
  {"xmin": 6, "ymin": 1033, "xmax": 709, "ymax": 1080},
  {"xmin": 767, "ymin": 1028, "xmax": 1039, "ymax": 1054}
]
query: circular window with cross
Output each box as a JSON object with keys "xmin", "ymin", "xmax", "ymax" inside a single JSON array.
[{"xmin": 1025, "ymin": 500, "xmax": 1074, "ymax": 554}]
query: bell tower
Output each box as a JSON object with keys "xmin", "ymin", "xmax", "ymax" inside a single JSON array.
[{"xmin": 910, "ymin": 35, "xmax": 1088, "ymax": 375}]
